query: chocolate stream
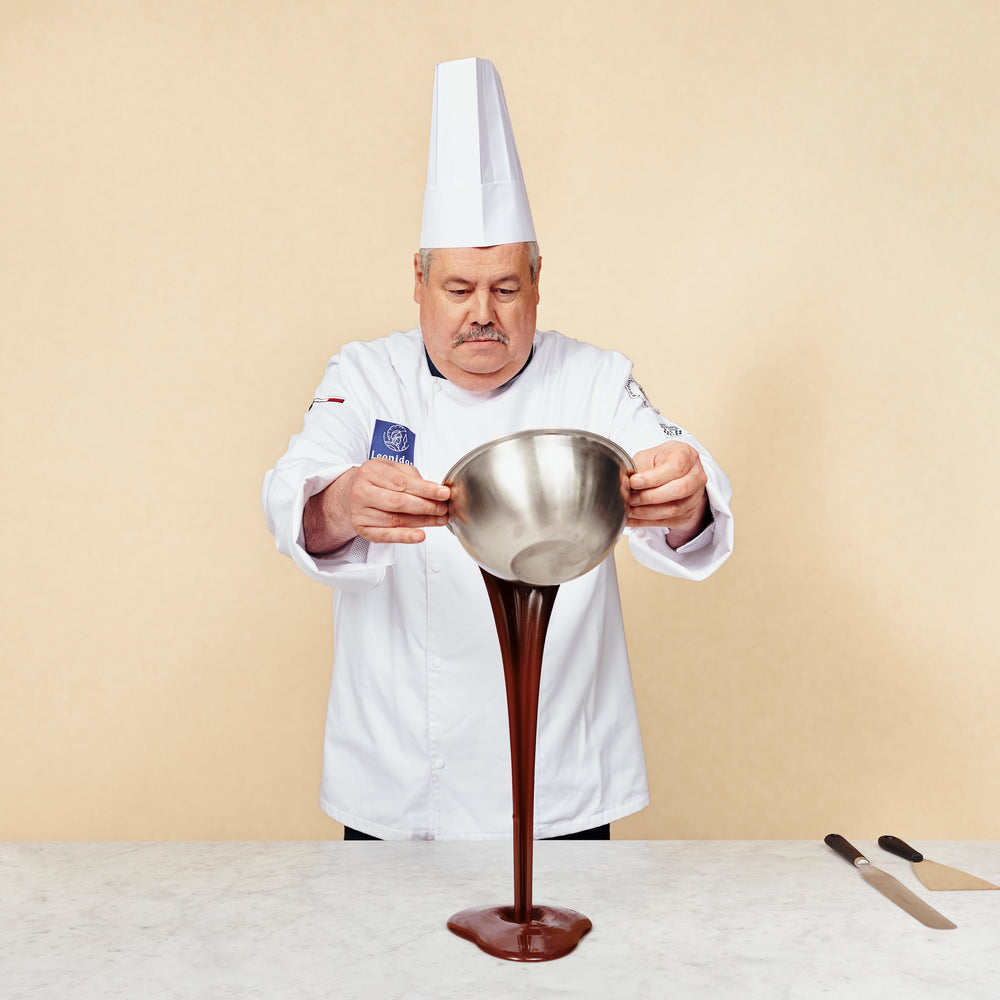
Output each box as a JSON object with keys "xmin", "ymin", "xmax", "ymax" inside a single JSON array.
[{"xmin": 446, "ymin": 569, "xmax": 592, "ymax": 961}]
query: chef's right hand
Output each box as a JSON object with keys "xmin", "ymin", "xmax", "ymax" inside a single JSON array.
[{"xmin": 304, "ymin": 458, "xmax": 450, "ymax": 553}]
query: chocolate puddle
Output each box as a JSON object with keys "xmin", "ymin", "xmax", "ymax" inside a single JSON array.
[{"xmin": 447, "ymin": 569, "xmax": 593, "ymax": 962}]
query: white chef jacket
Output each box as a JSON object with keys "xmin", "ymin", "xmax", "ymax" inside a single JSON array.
[{"xmin": 262, "ymin": 327, "xmax": 733, "ymax": 840}]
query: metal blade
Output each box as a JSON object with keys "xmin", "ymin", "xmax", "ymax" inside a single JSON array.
[
  {"xmin": 859, "ymin": 863, "xmax": 956, "ymax": 928},
  {"xmin": 914, "ymin": 858, "xmax": 1000, "ymax": 891}
]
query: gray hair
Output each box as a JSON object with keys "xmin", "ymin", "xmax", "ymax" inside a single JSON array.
[{"xmin": 418, "ymin": 242, "xmax": 540, "ymax": 284}]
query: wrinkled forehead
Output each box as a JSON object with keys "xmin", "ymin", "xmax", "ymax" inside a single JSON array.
[{"xmin": 425, "ymin": 243, "xmax": 533, "ymax": 282}]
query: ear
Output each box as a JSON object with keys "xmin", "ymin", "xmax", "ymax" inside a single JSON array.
[
  {"xmin": 532, "ymin": 255, "xmax": 542, "ymax": 303},
  {"xmin": 413, "ymin": 252, "xmax": 425, "ymax": 305}
]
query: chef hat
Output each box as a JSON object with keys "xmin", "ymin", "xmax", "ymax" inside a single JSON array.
[{"xmin": 419, "ymin": 57, "xmax": 536, "ymax": 249}]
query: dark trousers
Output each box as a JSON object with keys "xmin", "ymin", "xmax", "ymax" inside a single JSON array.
[{"xmin": 344, "ymin": 823, "xmax": 611, "ymax": 841}]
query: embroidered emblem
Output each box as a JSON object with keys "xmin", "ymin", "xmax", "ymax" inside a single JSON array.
[
  {"xmin": 625, "ymin": 377, "xmax": 651, "ymax": 409},
  {"xmin": 369, "ymin": 419, "xmax": 416, "ymax": 465},
  {"xmin": 382, "ymin": 424, "xmax": 409, "ymax": 453}
]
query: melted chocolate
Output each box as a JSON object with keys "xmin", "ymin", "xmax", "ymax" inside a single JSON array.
[
  {"xmin": 447, "ymin": 903, "xmax": 592, "ymax": 962},
  {"xmin": 446, "ymin": 570, "xmax": 593, "ymax": 962}
]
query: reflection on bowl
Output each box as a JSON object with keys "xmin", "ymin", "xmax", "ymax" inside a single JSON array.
[{"xmin": 444, "ymin": 429, "xmax": 635, "ymax": 586}]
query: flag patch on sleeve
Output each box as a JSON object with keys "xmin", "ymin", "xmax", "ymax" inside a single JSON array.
[{"xmin": 309, "ymin": 396, "xmax": 345, "ymax": 410}]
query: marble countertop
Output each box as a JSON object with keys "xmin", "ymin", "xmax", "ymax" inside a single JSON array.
[{"xmin": 3, "ymin": 839, "xmax": 999, "ymax": 999}]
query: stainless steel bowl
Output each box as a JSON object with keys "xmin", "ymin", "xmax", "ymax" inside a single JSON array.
[{"xmin": 444, "ymin": 429, "xmax": 635, "ymax": 586}]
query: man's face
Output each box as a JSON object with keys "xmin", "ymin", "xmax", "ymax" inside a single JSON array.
[{"xmin": 413, "ymin": 243, "xmax": 541, "ymax": 392}]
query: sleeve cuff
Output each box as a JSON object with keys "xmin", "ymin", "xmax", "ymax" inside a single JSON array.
[
  {"xmin": 625, "ymin": 483, "xmax": 733, "ymax": 582},
  {"xmin": 286, "ymin": 468, "xmax": 395, "ymax": 592}
]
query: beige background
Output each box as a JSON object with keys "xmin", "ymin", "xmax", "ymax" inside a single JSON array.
[{"xmin": 2, "ymin": 1, "xmax": 997, "ymax": 840}]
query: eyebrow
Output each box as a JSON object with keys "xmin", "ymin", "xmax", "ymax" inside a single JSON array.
[{"xmin": 442, "ymin": 273, "xmax": 522, "ymax": 285}]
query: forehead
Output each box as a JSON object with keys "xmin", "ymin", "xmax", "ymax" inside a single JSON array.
[{"xmin": 431, "ymin": 244, "xmax": 531, "ymax": 282}]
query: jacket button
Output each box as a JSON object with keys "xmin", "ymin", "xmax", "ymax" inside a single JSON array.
[{"xmin": 432, "ymin": 757, "xmax": 445, "ymax": 770}]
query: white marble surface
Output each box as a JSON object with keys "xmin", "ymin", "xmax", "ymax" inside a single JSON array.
[{"xmin": 3, "ymin": 840, "xmax": 1000, "ymax": 999}]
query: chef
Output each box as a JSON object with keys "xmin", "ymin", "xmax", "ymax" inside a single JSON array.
[{"xmin": 262, "ymin": 57, "xmax": 734, "ymax": 841}]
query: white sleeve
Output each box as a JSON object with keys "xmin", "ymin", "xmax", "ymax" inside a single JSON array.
[
  {"xmin": 610, "ymin": 363, "xmax": 734, "ymax": 581},
  {"xmin": 261, "ymin": 354, "xmax": 395, "ymax": 592}
]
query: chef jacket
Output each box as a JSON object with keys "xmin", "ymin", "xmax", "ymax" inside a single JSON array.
[{"xmin": 262, "ymin": 327, "xmax": 733, "ymax": 840}]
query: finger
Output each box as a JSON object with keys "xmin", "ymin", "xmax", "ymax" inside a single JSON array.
[
  {"xmin": 358, "ymin": 502, "xmax": 451, "ymax": 528},
  {"xmin": 628, "ymin": 487, "xmax": 703, "ymax": 518},
  {"xmin": 357, "ymin": 511, "xmax": 450, "ymax": 543},
  {"xmin": 358, "ymin": 525, "xmax": 427, "ymax": 544},
  {"xmin": 630, "ymin": 458, "xmax": 693, "ymax": 491},
  {"xmin": 629, "ymin": 468, "xmax": 706, "ymax": 508},
  {"xmin": 364, "ymin": 460, "xmax": 451, "ymax": 502},
  {"xmin": 627, "ymin": 499, "xmax": 700, "ymax": 525},
  {"xmin": 354, "ymin": 467, "xmax": 450, "ymax": 518},
  {"xmin": 363, "ymin": 485, "xmax": 448, "ymax": 518}
]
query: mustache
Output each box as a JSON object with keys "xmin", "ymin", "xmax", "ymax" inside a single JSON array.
[{"xmin": 452, "ymin": 325, "xmax": 509, "ymax": 347}]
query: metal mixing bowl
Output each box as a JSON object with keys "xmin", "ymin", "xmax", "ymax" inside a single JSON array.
[{"xmin": 444, "ymin": 429, "xmax": 635, "ymax": 586}]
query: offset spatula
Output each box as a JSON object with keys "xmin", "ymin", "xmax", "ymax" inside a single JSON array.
[
  {"xmin": 825, "ymin": 834, "xmax": 956, "ymax": 929},
  {"xmin": 878, "ymin": 835, "xmax": 999, "ymax": 891}
]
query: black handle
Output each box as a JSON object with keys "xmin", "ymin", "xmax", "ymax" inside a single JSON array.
[
  {"xmin": 878, "ymin": 835, "xmax": 923, "ymax": 863},
  {"xmin": 825, "ymin": 833, "xmax": 867, "ymax": 865}
]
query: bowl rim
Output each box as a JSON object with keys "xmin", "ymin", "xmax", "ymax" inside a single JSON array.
[{"xmin": 443, "ymin": 428, "xmax": 636, "ymax": 485}]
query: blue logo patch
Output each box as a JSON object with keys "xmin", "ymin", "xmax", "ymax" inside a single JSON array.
[{"xmin": 369, "ymin": 419, "xmax": 416, "ymax": 465}]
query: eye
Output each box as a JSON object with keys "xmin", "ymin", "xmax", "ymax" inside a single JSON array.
[
  {"xmin": 496, "ymin": 288, "xmax": 516, "ymax": 297},
  {"xmin": 447, "ymin": 288, "xmax": 471, "ymax": 297}
]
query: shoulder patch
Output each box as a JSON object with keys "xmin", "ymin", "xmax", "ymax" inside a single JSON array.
[{"xmin": 369, "ymin": 419, "xmax": 416, "ymax": 466}]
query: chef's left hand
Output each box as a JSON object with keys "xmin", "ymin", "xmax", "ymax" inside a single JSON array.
[{"xmin": 628, "ymin": 441, "xmax": 710, "ymax": 549}]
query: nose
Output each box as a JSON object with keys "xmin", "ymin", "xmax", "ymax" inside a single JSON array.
[{"xmin": 468, "ymin": 288, "xmax": 496, "ymax": 326}]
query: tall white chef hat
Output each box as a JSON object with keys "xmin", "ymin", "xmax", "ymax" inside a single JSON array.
[{"xmin": 419, "ymin": 57, "xmax": 536, "ymax": 249}]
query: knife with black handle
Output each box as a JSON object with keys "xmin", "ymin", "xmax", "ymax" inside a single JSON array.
[{"xmin": 825, "ymin": 834, "xmax": 956, "ymax": 929}]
